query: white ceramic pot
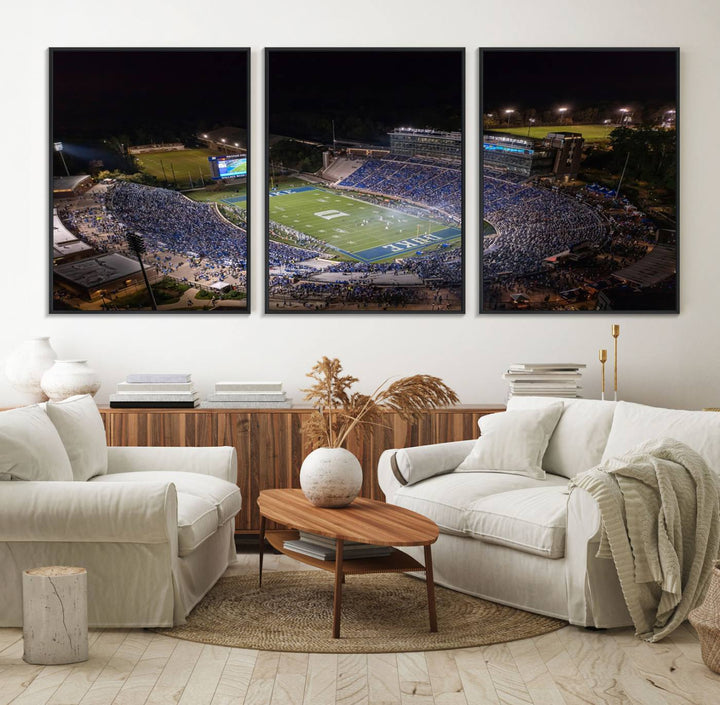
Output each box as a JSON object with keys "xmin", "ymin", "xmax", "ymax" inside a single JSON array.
[
  {"xmin": 299, "ymin": 447, "xmax": 363, "ymax": 508},
  {"xmin": 40, "ymin": 360, "xmax": 101, "ymax": 402},
  {"xmin": 4, "ymin": 337, "xmax": 58, "ymax": 402}
]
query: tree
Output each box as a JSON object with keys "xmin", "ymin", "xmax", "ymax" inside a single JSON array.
[{"xmin": 125, "ymin": 232, "xmax": 158, "ymax": 310}]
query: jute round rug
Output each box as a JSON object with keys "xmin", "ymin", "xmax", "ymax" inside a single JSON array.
[{"xmin": 155, "ymin": 571, "xmax": 565, "ymax": 653}]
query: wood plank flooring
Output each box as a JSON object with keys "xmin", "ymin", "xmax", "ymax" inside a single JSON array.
[{"xmin": 1, "ymin": 554, "xmax": 718, "ymax": 705}]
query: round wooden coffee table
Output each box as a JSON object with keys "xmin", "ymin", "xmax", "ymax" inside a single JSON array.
[{"xmin": 257, "ymin": 488, "xmax": 439, "ymax": 639}]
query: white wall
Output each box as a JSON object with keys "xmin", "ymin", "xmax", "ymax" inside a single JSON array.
[{"xmin": 1, "ymin": 0, "xmax": 718, "ymax": 409}]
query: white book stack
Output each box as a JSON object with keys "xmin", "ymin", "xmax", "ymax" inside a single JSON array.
[
  {"xmin": 502, "ymin": 363, "xmax": 586, "ymax": 400},
  {"xmin": 200, "ymin": 381, "xmax": 292, "ymax": 409},
  {"xmin": 109, "ymin": 373, "xmax": 199, "ymax": 408}
]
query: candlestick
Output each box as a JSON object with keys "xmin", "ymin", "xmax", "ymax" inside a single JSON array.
[
  {"xmin": 599, "ymin": 348, "xmax": 607, "ymax": 401},
  {"xmin": 611, "ymin": 324, "xmax": 620, "ymax": 401}
]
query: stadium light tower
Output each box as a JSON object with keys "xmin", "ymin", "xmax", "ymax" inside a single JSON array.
[
  {"xmin": 527, "ymin": 117, "xmax": 536, "ymax": 137},
  {"xmin": 54, "ymin": 142, "xmax": 70, "ymax": 176},
  {"xmin": 504, "ymin": 109, "xmax": 515, "ymax": 126},
  {"xmin": 618, "ymin": 107, "xmax": 631, "ymax": 126},
  {"xmin": 124, "ymin": 231, "xmax": 158, "ymax": 311}
]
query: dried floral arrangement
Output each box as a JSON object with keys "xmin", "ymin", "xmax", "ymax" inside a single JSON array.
[{"xmin": 302, "ymin": 356, "xmax": 459, "ymax": 449}]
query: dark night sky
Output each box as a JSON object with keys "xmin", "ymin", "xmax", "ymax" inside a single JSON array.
[
  {"xmin": 52, "ymin": 49, "xmax": 248, "ymax": 140},
  {"xmin": 268, "ymin": 50, "xmax": 463, "ymax": 143},
  {"xmin": 483, "ymin": 49, "xmax": 677, "ymax": 111}
]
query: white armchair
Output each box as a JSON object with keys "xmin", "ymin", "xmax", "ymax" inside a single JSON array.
[{"xmin": 0, "ymin": 398, "xmax": 241, "ymax": 628}]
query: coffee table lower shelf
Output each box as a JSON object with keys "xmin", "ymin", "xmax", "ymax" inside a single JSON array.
[
  {"xmin": 260, "ymin": 529, "xmax": 437, "ymax": 638},
  {"xmin": 265, "ymin": 530, "xmax": 425, "ymax": 574}
]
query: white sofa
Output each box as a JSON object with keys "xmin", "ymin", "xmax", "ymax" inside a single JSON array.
[
  {"xmin": 378, "ymin": 398, "xmax": 720, "ymax": 628},
  {"xmin": 0, "ymin": 396, "xmax": 241, "ymax": 628}
]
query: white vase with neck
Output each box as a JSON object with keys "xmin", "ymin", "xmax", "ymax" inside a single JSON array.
[
  {"xmin": 40, "ymin": 360, "xmax": 101, "ymax": 402},
  {"xmin": 299, "ymin": 447, "xmax": 363, "ymax": 508},
  {"xmin": 4, "ymin": 337, "xmax": 58, "ymax": 403}
]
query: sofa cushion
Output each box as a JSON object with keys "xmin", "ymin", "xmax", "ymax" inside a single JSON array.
[
  {"xmin": 176, "ymin": 492, "xmax": 220, "ymax": 556},
  {"xmin": 601, "ymin": 402, "xmax": 720, "ymax": 476},
  {"xmin": 508, "ymin": 396, "xmax": 616, "ymax": 478},
  {"xmin": 393, "ymin": 471, "xmax": 568, "ymax": 536},
  {"xmin": 45, "ymin": 395, "xmax": 108, "ymax": 481},
  {"xmin": 465, "ymin": 486, "xmax": 570, "ymax": 558},
  {"xmin": 91, "ymin": 471, "xmax": 241, "ymax": 525},
  {"xmin": 0, "ymin": 406, "xmax": 73, "ymax": 481},
  {"xmin": 456, "ymin": 404, "xmax": 563, "ymax": 479}
]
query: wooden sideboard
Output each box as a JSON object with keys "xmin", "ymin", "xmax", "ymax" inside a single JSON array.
[{"xmin": 99, "ymin": 405, "xmax": 504, "ymax": 533}]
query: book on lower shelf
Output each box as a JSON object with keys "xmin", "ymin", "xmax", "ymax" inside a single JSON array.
[{"xmin": 282, "ymin": 534, "xmax": 393, "ymax": 561}]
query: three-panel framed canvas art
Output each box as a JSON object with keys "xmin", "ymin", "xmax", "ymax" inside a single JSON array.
[{"xmin": 50, "ymin": 47, "xmax": 678, "ymax": 314}]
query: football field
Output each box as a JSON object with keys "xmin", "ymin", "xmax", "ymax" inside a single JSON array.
[
  {"xmin": 137, "ymin": 148, "xmax": 217, "ymax": 187},
  {"xmin": 269, "ymin": 186, "xmax": 460, "ymax": 263}
]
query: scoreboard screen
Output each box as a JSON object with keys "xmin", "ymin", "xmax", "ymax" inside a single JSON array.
[{"xmin": 208, "ymin": 154, "xmax": 247, "ymax": 180}]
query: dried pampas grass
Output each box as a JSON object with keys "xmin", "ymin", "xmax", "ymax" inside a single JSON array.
[{"xmin": 302, "ymin": 356, "xmax": 458, "ymax": 449}]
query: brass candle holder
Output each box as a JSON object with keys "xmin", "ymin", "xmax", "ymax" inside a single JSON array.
[
  {"xmin": 611, "ymin": 324, "xmax": 620, "ymax": 401},
  {"xmin": 599, "ymin": 349, "xmax": 607, "ymax": 401}
]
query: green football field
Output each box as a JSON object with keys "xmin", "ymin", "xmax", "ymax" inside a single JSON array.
[
  {"xmin": 268, "ymin": 186, "xmax": 461, "ymax": 263},
  {"xmin": 137, "ymin": 148, "xmax": 217, "ymax": 187},
  {"xmin": 498, "ymin": 124, "xmax": 615, "ymax": 143}
]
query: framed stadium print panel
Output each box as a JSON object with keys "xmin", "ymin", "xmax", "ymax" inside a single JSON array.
[
  {"xmin": 265, "ymin": 48, "xmax": 464, "ymax": 313},
  {"xmin": 481, "ymin": 48, "xmax": 679, "ymax": 313},
  {"xmin": 50, "ymin": 48, "xmax": 250, "ymax": 313}
]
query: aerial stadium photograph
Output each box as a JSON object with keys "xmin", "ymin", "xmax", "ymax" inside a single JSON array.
[
  {"xmin": 481, "ymin": 49, "xmax": 678, "ymax": 313},
  {"xmin": 265, "ymin": 49, "xmax": 464, "ymax": 313},
  {"xmin": 50, "ymin": 49, "xmax": 249, "ymax": 313}
]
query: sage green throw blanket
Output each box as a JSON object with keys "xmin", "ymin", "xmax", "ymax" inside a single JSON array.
[{"xmin": 571, "ymin": 438, "xmax": 720, "ymax": 641}]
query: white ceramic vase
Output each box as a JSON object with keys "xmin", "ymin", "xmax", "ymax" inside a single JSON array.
[
  {"xmin": 4, "ymin": 337, "xmax": 58, "ymax": 402},
  {"xmin": 40, "ymin": 360, "xmax": 101, "ymax": 402},
  {"xmin": 299, "ymin": 447, "xmax": 363, "ymax": 508}
]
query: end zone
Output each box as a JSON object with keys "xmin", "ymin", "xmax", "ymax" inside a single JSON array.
[{"xmin": 352, "ymin": 226, "xmax": 461, "ymax": 263}]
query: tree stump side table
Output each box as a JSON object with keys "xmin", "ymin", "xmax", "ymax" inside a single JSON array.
[{"xmin": 22, "ymin": 566, "xmax": 88, "ymax": 665}]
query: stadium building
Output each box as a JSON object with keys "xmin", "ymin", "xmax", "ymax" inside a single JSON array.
[
  {"xmin": 483, "ymin": 131, "xmax": 585, "ymax": 178},
  {"xmin": 389, "ymin": 128, "xmax": 461, "ymax": 160},
  {"xmin": 54, "ymin": 253, "xmax": 158, "ymax": 302},
  {"xmin": 53, "ymin": 175, "xmax": 93, "ymax": 199},
  {"xmin": 544, "ymin": 132, "xmax": 584, "ymax": 179},
  {"xmin": 483, "ymin": 132, "xmax": 553, "ymax": 176}
]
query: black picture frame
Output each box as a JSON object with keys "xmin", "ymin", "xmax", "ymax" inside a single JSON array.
[
  {"xmin": 50, "ymin": 47, "xmax": 251, "ymax": 314},
  {"xmin": 480, "ymin": 48, "xmax": 679, "ymax": 314},
  {"xmin": 265, "ymin": 47, "xmax": 465, "ymax": 314}
]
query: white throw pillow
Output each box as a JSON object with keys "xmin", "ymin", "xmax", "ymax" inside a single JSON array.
[
  {"xmin": 602, "ymin": 401, "xmax": 720, "ymax": 476},
  {"xmin": 456, "ymin": 404, "xmax": 564, "ymax": 479},
  {"xmin": 45, "ymin": 395, "xmax": 108, "ymax": 481},
  {"xmin": 0, "ymin": 405, "xmax": 73, "ymax": 481},
  {"xmin": 508, "ymin": 396, "xmax": 616, "ymax": 478}
]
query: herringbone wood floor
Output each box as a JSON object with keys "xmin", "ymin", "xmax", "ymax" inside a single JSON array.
[{"xmin": 1, "ymin": 553, "xmax": 718, "ymax": 705}]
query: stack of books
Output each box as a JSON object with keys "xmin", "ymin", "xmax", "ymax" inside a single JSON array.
[
  {"xmin": 503, "ymin": 363, "xmax": 586, "ymax": 399},
  {"xmin": 200, "ymin": 381, "xmax": 292, "ymax": 408},
  {"xmin": 109, "ymin": 373, "xmax": 199, "ymax": 408},
  {"xmin": 283, "ymin": 531, "xmax": 393, "ymax": 561}
]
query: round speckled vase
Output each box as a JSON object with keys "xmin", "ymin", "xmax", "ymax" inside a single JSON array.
[
  {"xmin": 299, "ymin": 447, "xmax": 363, "ymax": 508},
  {"xmin": 40, "ymin": 360, "xmax": 101, "ymax": 402}
]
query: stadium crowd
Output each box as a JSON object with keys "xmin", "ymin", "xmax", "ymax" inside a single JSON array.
[
  {"xmin": 107, "ymin": 182, "xmax": 248, "ymax": 268},
  {"xmin": 482, "ymin": 170, "xmax": 606, "ymax": 279},
  {"xmin": 338, "ymin": 155, "xmax": 461, "ymax": 221}
]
